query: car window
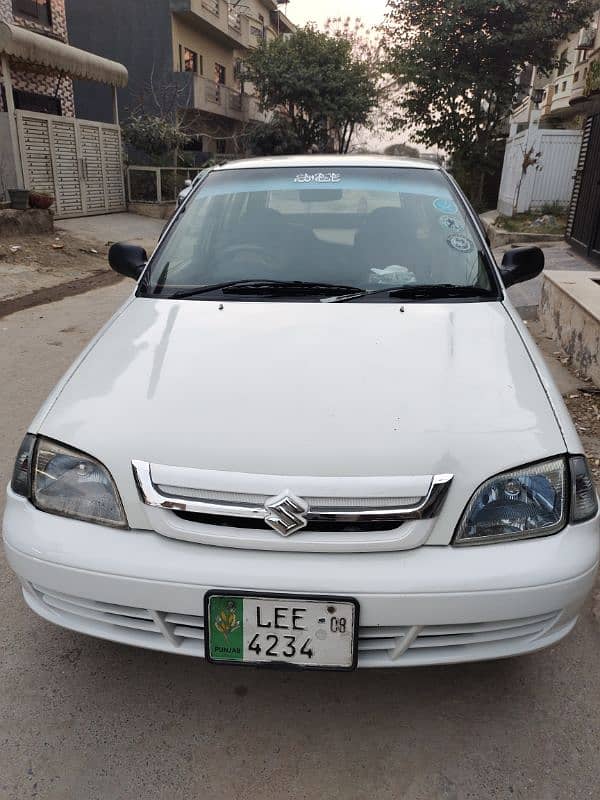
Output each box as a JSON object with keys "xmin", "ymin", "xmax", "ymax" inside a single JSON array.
[{"xmin": 146, "ymin": 166, "xmax": 494, "ymax": 298}]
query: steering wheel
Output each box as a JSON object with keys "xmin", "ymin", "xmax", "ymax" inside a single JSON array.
[{"xmin": 216, "ymin": 243, "xmax": 282, "ymax": 276}]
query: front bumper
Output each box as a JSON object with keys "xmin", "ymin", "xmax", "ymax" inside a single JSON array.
[{"xmin": 3, "ymin": 491, "xmax": 599, "ymax": 667}]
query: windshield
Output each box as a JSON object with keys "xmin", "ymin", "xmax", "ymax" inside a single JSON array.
[{"xmin": 143, "ymin": 166, "xmax": 496, "ymax": 301}]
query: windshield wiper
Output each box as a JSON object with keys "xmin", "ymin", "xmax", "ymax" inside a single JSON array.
[
  {"xmin": 324, "ymin": 283, "xmax": 497, "ymax": 303},
  {"xmin": 168, "ymin": 280, "xmax": 364, "ymax": 300}
]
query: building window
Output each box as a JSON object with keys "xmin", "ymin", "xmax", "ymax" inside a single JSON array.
[
  {"xmin": 214, "ymin": 63, "xmax": 226, "ymax": 85},
  {"xmin": 216, "ymin": 139, "xmax": 227, "ymax": 154},
  {"xmin": 12, "ymin": 0, "xmax": 52, "ymax": 27},
  {"xmin": 183, "ymin": 47, "xmax": 200, "ymax": 74},
  {"xmin": 184, "ymin": 135, "xmax": 204, "ymax": 152},
  {"xmin": 179, "ymin": 46, "xmax": 202, "ymax": 74},
  {"xmin": 13, "ymin": 88, "xmax": 61, "ymax": 115},
  {"xmin": 557, "ymin": 48, "xmax": 568, "ymax": 76},
  {"xmin": 561, "ymin": 80, "xmax": 567, "ymax": 91}
]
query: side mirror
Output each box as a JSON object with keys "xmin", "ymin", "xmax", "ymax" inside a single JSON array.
[
  {"xmin": 108, "ymin": 242, "xmax": 147, "ymax": 280},
  {"xmin": 184, "ymin": 178, "xmax": 192, "ymax": 187},
  {"xmin": 500, "ymin": 246, "xmax": 544, "ymax": 288}
]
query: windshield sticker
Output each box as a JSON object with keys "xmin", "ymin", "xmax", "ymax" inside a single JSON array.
[
  {"xmin": 369, "ymin": 265, "xmax": 416, "ymax": 286},
  {"xmin": 433, "ymin": 197, "xmax": 458, "ymax": 214},
  {"xmin": 447, "ymin": 234, "xmax": 474, "ymax": 253},
  {"xmin": 294, "ymin": 172, "xmax": 341, "ymax": 184},
  {"xmin": 439, "ymin": 215, "xmax": 465, "ymax": 233}
]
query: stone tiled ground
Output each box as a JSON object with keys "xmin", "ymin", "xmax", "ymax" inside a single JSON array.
[{"xmin": 495, "ymin": 241, "xmax": 599, "ymax": 314}]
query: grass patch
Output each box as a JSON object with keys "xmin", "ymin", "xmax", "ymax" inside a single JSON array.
[{"xmin": 496, "ymin": 206, "xmax": 567, "ymax": 235}]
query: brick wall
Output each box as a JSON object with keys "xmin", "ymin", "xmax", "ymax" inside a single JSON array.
[{"xmin": 0, "ymin": 0, "xmax": 75, "ymax": 115}]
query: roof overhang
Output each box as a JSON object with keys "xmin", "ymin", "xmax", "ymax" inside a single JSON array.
[{"xmin": 0, "ymin": 22, "xmax": 127, "ymax": 87}]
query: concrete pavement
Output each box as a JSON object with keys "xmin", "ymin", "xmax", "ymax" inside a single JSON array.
[
  {"xmin": 0, "ymin": 213, "xmax": 166, "ymax": 319},
  {"xmin": 57, "ymin": 212, "xmax": 166, "ymax": 256},
  {"xmin": 1, "ymin": 281, "xmax": 600, "ymax": 800},
  {"xmin": 501, "ymin": 241, "xmax": 600, "ymax": 318}
]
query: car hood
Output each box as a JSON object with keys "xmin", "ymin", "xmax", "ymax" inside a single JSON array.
[{"xmin": 37, "ymin": 298, "xmax": 566, "ymax": 536}]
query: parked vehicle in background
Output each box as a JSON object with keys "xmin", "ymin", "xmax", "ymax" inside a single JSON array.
[
  {"xmin": 177, "ymin": 169, "xmax": 209, "ymax": 207},
  {"xmin": 4, "ymin": 155, "xmax": 598, "ymax": 670}
]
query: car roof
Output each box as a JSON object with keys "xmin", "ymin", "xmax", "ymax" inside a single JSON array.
[{"xmin": 214, "ymin": 154, "xmax": 440, "ymax": 171}]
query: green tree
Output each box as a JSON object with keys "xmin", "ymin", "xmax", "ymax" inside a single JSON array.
[
  {"xmin": 384, "ymin": 142, "xmax": 420, "ymax": 158},
  {"xmin": 384, "ymin": 0, "xmax": 595, "ymax": 206},
  {"xmin": 244, "ymin": 26, "xmax": 379, "ymax": 153},
  {"xmin": 122, "ymin": 115, "xmax": 189, "ymax": 161},
  {"xmin": 247, "ymin": 114, "xmax": 303, "ymax": 156}
]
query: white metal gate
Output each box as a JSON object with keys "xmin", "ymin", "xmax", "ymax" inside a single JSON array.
[
  {"xmin": 497, "ymin": 128, "xmax": 582, "ymax": 216},
  {"xmin": 16, "ymin": 110, "xmax": 126, "ymax": 219}
]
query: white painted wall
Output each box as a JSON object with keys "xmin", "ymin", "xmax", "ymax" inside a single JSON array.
[{"xmin": 497, "ymin": 128, "xmax": 582, "ymax": 216}]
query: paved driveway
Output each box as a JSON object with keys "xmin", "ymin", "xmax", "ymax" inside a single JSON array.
[
  {"xmin": 1, "ymin": 283, "xmax": 600, "ymax": 800},
  {"xmin": 500, "ymin": 241, "xmax": 600, "ymax": 316},
  {"xmin": 57, "ymin": 213, "xmax": 166, "ymax": 256}
]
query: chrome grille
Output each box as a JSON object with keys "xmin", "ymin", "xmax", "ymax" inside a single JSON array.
[
  {"xmin": 133, "ymin": 461, "xmax": 453, "ymax": 531},
  {"xmin": 172, "ymin": 509, "xmax": 404, "ymax": 532},
  {"xmin": 157, "ymin": 485, "xmax": 421, "ymax": 509}
]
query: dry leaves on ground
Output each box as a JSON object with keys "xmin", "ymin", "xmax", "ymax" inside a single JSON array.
[{"xmin": 564, "ymin": 390, "xmax": 600, "ymax": 487}]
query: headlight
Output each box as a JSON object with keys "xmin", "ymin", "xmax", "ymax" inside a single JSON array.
[
  {"xmin": 11, "ymin": 436, "xmax": 128, "ymax": 528},
  {"xmin": 454, "ymin": 457, "xmax": 568, "ymax": 545}
]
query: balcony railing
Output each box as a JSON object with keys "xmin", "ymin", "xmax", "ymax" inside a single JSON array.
[
  {"xmin": 586, "ymin": 60, "xmax": 600, "ymax": 95},
  {"xmin": 229, "ymin": 89, "xmax": 243, "ymax": 111},
  {"xmin": 201, "ymin": 0, "xmax": 219, "ymax": 16},
  {"xmin": 189, "ymin": 75, "xmax": 272, "ymax": 123},
  {"xmin": 204, "ymin": 80, "xmax": 222, "ymax": 105},
  {"xmin": 193, "ymin": 75, "xmax": 252, "ymax": 119},
  {"xmin": 184, "ymin": 0, "xmax": 250, "ymax": 47},
  {"xmin": 228, "ymin": 9, "xmax": 241, "ymax": 32}
]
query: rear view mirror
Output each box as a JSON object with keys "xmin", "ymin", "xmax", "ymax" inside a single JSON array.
[
  {"xmin": 299, "ymin": 189, "xmax": 343, "ymax": 202},
  {"xmin": 500, "ymin": 246, "xmax": 544, "ymax": 288},
  {"xmin": 108, "ymin": 242, "xmax": 147, "ymax": 280}
]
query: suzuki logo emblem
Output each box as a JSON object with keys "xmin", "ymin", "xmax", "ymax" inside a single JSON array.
[{"xmin": 264, "ymin": 491, "xmax": 309, "ymax": 536}]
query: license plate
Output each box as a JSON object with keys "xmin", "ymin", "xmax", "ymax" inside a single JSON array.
[{"xmin": 205, "ymin": 593, "xmax": 359, "ymax": 670}]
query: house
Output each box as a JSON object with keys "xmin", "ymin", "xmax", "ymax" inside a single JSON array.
[
  {"xmin": 0, "ymin": 0, "xmax": 128, "ymax": 216},
  {"xmin": 64, "ymin": 0, "xmax": 296, "ymax": 162},
  {"xmin": 497, "ymin": 9, "xmax": 600, "ymax": 262}
]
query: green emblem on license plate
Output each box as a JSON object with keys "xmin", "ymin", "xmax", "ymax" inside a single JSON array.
[{"xmin": 208, "ymin": 596, "xmax": 243, "ymax": 661}]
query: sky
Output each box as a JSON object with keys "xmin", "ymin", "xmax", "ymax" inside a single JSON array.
[{"xmin": 284, "ymin": 0, "xmax": 387, "ymax": 30}]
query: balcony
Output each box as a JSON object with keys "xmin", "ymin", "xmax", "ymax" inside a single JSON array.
[
  {"xmin": 193, "ymin": 75, "xmax": 246, "ymax": 120},
  {"xmin": 541, "ymin": 84, "xmax": 555, "ymax": 116},
  {"xmin": 170, "ymin": 0, "xmax": 250, "ymax": 48},
  {"xmin": 541, "ymin": 69, "xmax": 576, "ymax": 118},
  {"xmin": 570, "ymin": 58, "xmax": 600, "ymax": 113},
  {"xmin": 191, "ymin": 75, "xmax": 270, "ymax": 123},
  {"xmin": 246, "ymin": 95, "xmax": 269, "ymax": 123}
]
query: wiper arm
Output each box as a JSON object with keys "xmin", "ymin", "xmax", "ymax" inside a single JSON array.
[
  {"xmin": 168, "ymin": 280, "xmax": 364, "ymax": 300},
  {"xmin": 325, "ymin": 283, "xmax": 496, "ymax": 303}
]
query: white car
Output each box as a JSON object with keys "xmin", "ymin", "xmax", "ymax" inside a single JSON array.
[
  {"xmin": 4, "ymin": 155, "xmax": 599, "ymax": 670},
  {"xmin": 177, "ymin": 168, "xmax": 209, "ymax": 207}
]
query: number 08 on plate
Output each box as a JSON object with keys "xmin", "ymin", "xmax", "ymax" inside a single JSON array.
[{"xmin": 205, "ymin": 593, "xmax": 359, "ymax": 670}]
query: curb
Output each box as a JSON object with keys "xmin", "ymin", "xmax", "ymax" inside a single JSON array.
[
  {"xmin": 0, "ymin": 269, "xmax": 125, "ymax": 320},
  {"xmin": 480, "ymin": 215, "xmax": 565, "ymax": 248}
]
